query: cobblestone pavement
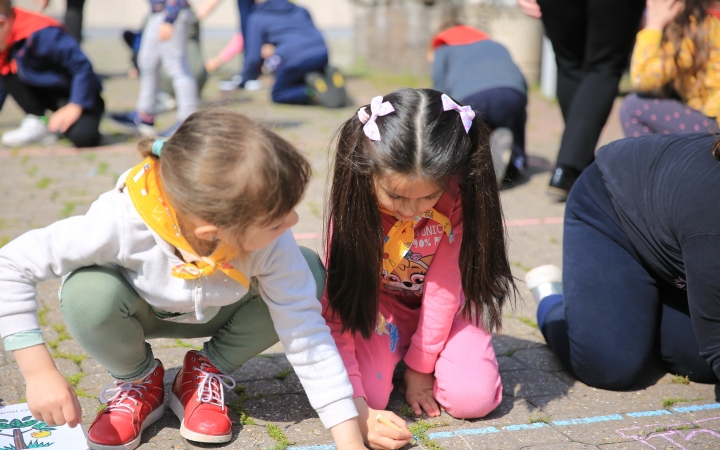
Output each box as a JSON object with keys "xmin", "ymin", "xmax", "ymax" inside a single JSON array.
[{"xmin": 0, "ymin": 38, "xmax": 718, "ymax": 449}]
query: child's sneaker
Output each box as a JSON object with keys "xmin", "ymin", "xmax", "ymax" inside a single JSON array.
[
  {"xmin": 87, "ymin": 360, "xmax": 166, "ymax": 450},
  {"xmin": 305, "ymin": 66, "xmax": 349, "ymax": 108},
  {"xmin": 1, "ymin": 114, "xmax": 57, "ymax": 147},
  {"xmin": 489, "ymin": 127, "xmax": 513, "ymax": 185},
  {"xmin": 169, "ymin": 350, "xmax": 236, "ymax": 443},
  {"xmin": 525, "ymin": 264, "xmax": 563, "ymax": 303},
  {"xmin": 109, "ymin": 111, "xmax": 155, "ymax": 136}
]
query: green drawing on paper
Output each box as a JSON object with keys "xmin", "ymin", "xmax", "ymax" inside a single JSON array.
[{"xmin": 0, "ymin": 416, "xmax": 55, "ymax": 449}]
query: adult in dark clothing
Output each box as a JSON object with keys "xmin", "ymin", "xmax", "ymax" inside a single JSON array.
[
  {"xmin": 240, "ymin": 0, "xmax": 328, "ymax": 105},
  {"xmin": 518, "ymin": 0, "xmax": 645, "ymax": 200},
  {"xmin": 430, "ymin": 24, "xmax": 528, "ymax": 181},
  {"xmin": 526, "ymin": 133, "xmax": 720, "ymax": 390},
  {"xmin": 39, "ymin": 0, "xmax": 87, "ymax": 42},
  {"xmin": 0, "ymin": 4, "xmax": 103, "ymax": 148}
]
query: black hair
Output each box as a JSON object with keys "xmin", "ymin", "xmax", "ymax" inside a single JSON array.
[{"xmin": 325, "ymin": 88, "xmax": 517, "ymax": 338}]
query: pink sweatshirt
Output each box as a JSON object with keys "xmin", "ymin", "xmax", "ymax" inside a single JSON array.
[{"xmin": 323, "ymin": 180, "xmax": 464, "ymax": 400}]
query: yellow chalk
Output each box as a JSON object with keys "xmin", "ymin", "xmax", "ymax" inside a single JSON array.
[{"xmin": 375, "ymin": 413, "xmax": 417, "ymax": 445}]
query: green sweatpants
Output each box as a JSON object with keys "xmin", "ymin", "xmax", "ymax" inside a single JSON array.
[{"xmin": 60, "ymin": 247, "xmax": 325, "ymax": 380}]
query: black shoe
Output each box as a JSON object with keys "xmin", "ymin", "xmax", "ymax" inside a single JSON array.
[
  {"xmin": 547, "ymin": 166, "xmax": 580, "ymax": 201},
  {"xmin": 305, "ymin": 67, "xmax": 349, "ymax": 108}
]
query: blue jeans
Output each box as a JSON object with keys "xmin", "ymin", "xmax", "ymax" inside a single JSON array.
[
  {"xmin": 272, "ymin": 53, "xmax": 328, "ymax": 105},
  {"xmin": 539, "ymin": 163, "xmax": 717, "ymax": 388}
]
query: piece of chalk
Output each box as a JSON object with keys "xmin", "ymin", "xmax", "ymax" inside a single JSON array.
[{"xmin": 375, "ymin": 413, "xmax": 417, "ymax": 445}]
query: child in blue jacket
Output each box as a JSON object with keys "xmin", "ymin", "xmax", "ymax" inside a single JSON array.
[
  {"xmin": 0, "ymin": 1, "xmax": 103, "ymax": 148},
  {"xmin": 240, "ymin": 0, "xmax": 346, "ymax": 107}
]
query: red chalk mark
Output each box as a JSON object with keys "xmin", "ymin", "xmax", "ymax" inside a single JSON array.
[
  {"xmin": 504, "ymin": 217, "xmax": 564, "ymax": 227},
  {"xmin": 294, "ymin": 233, "xmax": 321, "ymax": 240}
]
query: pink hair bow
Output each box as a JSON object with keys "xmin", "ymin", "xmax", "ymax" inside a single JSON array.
[
  {"xmin": 357, "ymin": 96, "xmax": 395, "ymax": 141},
  {"xmin": 441, "ymin": 94, "xmax": 475, "ymax": 133}
]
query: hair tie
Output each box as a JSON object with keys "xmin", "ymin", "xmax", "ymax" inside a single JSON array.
[
  {"xmin": 441, "ymin": 94, "xmax": 475, "ymax": 133},
  {"xmin": 359, "ymin": 96, "xmax": 395, "ymax": 141},
  {"xmin": 152, "ymin": 139, "xmax": 166, "ymax": 156}
]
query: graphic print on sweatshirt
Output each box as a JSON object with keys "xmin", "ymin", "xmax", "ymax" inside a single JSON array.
[
  {"xmin": 376, "ymin": 312, "xmax": 399, "ymax": 352},
  {"xmin": 381, "ymin": 221, "xmax": 444, "ymax": 297}
]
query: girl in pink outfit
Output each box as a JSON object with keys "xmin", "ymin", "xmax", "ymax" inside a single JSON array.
[{"xmin": 323, "ymin": 87, "xmax": 517, "ymax": 449}]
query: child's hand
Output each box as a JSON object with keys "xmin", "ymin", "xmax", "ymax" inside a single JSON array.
[
  {"xmin": 645, "ymin": 0, "xmax": 684, "ymax": 31},
  {"xmin": 205, "ymin": 57, "xmax": 222, "ymax": 73},
  {"xmin": 26, "ymin": 368, "xmax": 82, "ymax": 427},
  {"xmin": 404, "ymin": 367, "xmax": 441, "ymax": 417},
  {"xmin": 517, "ymin": 0, "xmax": 542, "ymax": 18},
  {"xmin": 354, "ymin": 397, "xmax": 411, "ymax": 450},
  {"xmin": 13, "ymin": 345, "xmax": 83, "ymax": 427},
  {"xmin": 159, "ymin": 22, "xmax": 174, "ymax": 41},
  {"xmin": 48, "ymin": 103, "xmax": 82, "ymax": 133}
]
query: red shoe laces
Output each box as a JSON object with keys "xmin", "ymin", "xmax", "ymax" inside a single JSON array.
[{"xmin": 194, "ymin": 362, "xmax": 236, "ymax": 409}]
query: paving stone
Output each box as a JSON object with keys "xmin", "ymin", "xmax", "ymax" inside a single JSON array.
[
  {"xmin": 56, "ymin": 338, "xmax": 86, "ymax": 356},
  {"xmin": 0, "ymin": 363, "xmax": 25, "ymax": 404},
  {"xmin": 513, "ymin": 347, "xmax": 565, "ymax": 372},
  {"xmin": 479, "ymin": 397, "xmax": 542, "ymax": 428},
  {"xmin": 76, "ymin": 371, "xmax": 114, "ymax": 397},
  {"xmin": 280, "ymin": 418, "xmax": 333, "ymax": 446},
  {"xmin": 527, "ymin": 445, "xmax": 601, "ymax": 449},
  {"xmin": 244, "ymin": 377, "xmax": 303, "ymax": 397},
  {"xmin": 493, "ymin": 334, "xmax": 544, "ymax": 357},
  {"xmin": 53, "ymin": 357, "xmax": 81, "ymax": 377},
  {"xmin": 502, "ymin": 370, "xmax": 571, "ymax": 398},
  {"xmin": 232, "ymin": 355, "xmax": 286, "ymax": 382},
  {"xmin": 81, "ymin": 357, "xmax": 105, "ymax": 374},
  {"xmin": 244, "ymin": 393, "xmax": 316, "ymax": 424},
  {"xmin": 498, "ymin": 356, "xmax": 527, "ymax": 372},
  {"xmin": 549, "ymin": 411, "xmax": 695, "ymax": 446}
]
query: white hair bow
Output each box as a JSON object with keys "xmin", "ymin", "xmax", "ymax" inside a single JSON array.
[
  {"xmin": 441, "ymin": 94, "xmax": 475, "ymax": 133},
  {"xmin": 357, "ymin": 96, "xmax": 395, "ymax": 141}
]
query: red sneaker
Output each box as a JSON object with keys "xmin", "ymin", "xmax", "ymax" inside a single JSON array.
[
  {"xmin": 168, "ymin": 350, "xmax": 236, "ymax": 443},
  {"xmin": 87, "ymin": 360, "xmax": 166, "ymax": 450}
]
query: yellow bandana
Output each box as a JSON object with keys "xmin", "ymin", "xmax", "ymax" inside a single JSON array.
[
  {"xmin": 125, "ymin": 158, "xmax": 249, "ymax": 288},
  {"xmin": 381, "ymin": 207, "xmax": 453, "ymax": 275}
]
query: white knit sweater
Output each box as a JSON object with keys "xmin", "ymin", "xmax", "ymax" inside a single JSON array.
[{"xmin": 0, "ymin": 179, "xmax": 356, "ymax": 428}]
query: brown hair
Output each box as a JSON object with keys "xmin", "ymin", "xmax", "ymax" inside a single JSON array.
[
  {"xmin": 138, "ymin": 109, "xmax": 311, "ymax": 234},
  {"xmin": 325, "ymin": 88, "xmax": 518, "ymax": 338},
  {"xmin": 0, "ymin": 0, "xmax": 12, "ymax": 16},
  {"xmin": 664, "ymin": 0, "xmax": 716, "ymax": 97}
]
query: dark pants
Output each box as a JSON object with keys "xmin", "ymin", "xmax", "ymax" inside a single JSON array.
[
  {"xmin": 539, "ymin": 164, "xmax": 717, "ymax": 389},
  {"xmin": 271, "ymin": 53, "xmax": 328, "ymax": 105},
  {"xmin": 538, "ymin": 0, "xmax": 645, "ymax": 172},
  {"xmin": 463, "ymin": 87, "xmax": 527, "ymax": 161},
  {"xmin": 65, "ymin": 0, "xmax": 86, "ymax": 42},
  {"xmin": 1, "ymin": 74, "xmax": 104, "ymax": 148},
  {"xmin": 237, "ymin": 0, "xmax": 255, "ymax": 51}
]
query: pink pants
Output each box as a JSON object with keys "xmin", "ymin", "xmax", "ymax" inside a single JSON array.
[{"xmin": 354, "ymin": 300, "xmax": 502, "ymax": 419}]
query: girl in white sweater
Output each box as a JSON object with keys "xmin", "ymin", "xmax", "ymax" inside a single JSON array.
[{"xmin": 0, "ymin": 109, "xmax": 365, "ymax": 450}]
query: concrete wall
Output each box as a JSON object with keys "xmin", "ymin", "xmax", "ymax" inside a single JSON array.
[{"xmin": 13, "ymin": 0, "xmax": 354, "ymax": 31}]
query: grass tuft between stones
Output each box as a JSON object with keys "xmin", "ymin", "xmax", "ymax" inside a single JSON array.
[
  {"xmin": 274, "ymin": 368, "xmax": 293, "ymax": 380},
  {"xmin": 408, "ymin": 420, "xmax": 444, "ymax": 450},
  {"xmin": 267, "ymin": 424, "xmax": 293, "ymax": 450},
  {"xmin": 670, "ymin": 375, "xmax": 690, "ymax": 385}
]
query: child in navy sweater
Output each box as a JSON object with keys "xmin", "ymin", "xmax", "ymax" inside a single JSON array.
[
  {"xmin": 240, "ymin": 0, "xmax": 347, "ymax": 107},
  {"xmin": 0, "ymin": 1, "xmax": 103, "ymax": 148}
]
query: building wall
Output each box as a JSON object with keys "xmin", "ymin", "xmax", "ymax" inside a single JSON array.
[{"xmin": 14, "ymin": 0, "xmax": 353, "ymax": 31}]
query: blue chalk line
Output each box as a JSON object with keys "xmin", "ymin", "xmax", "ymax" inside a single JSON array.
[{"xmin": 287, "ymin": 402, "xmax": 720, "ymax": 450}]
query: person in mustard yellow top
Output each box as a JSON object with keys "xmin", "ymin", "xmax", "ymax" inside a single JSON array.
[{"xmin": 621, "ymin": 0, "xmax": 720, "ymax": 136}]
